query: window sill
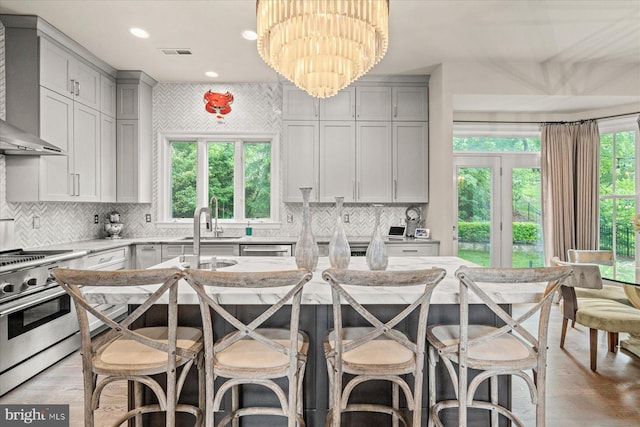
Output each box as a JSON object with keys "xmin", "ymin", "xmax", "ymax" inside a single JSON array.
[{"xmin": 155, "ymin": 221, "xmax": 283, "ymax": 230}]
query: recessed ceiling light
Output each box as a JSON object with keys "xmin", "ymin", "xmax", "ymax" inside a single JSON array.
[
  {"xmin": 242, "ymin": 30, "xmax": 257, "ymax": 41},
  {"xmin": 205, "ymin": 71, "xmax": 219, "ymax": 78},
  {"xmin": 130, "ymin": 28, "xmax": 150, "ymax": 39}
]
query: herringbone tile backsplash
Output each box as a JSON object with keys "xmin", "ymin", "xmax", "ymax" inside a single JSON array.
[{"xmin": 0, "ymin": 79, "xmax": 420, "ymax": 248}]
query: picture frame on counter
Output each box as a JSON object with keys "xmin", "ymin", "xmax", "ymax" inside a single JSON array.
[{"xmin": 414, "ymin": 228, "xmax": 430, "ymax": 239}]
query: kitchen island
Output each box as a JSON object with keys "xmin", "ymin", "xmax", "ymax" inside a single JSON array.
[{"xmin": 83, "ymin": 256, "xmax": 546, "ymax": 427}]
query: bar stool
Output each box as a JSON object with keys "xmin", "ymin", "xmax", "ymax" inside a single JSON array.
[
  {"xmin": 184, "ymin": 269, "xmax": 312, "ymax": 427},
  {"xmin": 322, "ymin": 267, "xmax": 446, "ymax": 426},
  {"xmin": 427, "ymin": 266, "xmax": 572, "ymax": 427},
  {"xmin": 53, "ymin": 268, "xmax": 204, "ymax": 427}
]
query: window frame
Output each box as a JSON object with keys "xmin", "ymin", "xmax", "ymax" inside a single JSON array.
[{"xmin": 157, "ymin": 131, "xmax": 280, "ymax": 226}]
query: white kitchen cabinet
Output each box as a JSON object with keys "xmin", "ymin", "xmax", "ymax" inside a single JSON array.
[
  {"xmin": 135, "ymin": 244, "xmax": 162, "ymax": 269},
  {"xmin": 393, "ymin": 122, "xmax": 428, "ymax": 203},
  {"xmin": 40, "ymin": 37, "xmax": 101, "ymax": 111},
  {"xmin": 319, "ymin": 87, "xmax": 356, "ymax": 120},
  {"xmin": 85, "ymin": 247, "xmax": 130, "ymax": 270},
  {"xmin": 101, "ymin": 114, "xmax": 117, "ymax": 202},
  {"xmin": 283, "ymin": 120, "xmax": 320, "ymax": 203},
  {"xmin": 116, "ymin": 72, "xmax": 156, "ymax": 203},
  {"xmin": 282, "ymin": 85, "xmax": 319, "ymax": 120},
  {"xmin": 356, "ymin": 86, "xmax": 392, "ymax": 121},
  {"xmin": 162, "ymin": 244, "xmax": 239, "ymax": 261},
  {"xmin": 387, "ymin": 243, "xmax": 439, "ymax": 256},
  {"xmin": 392, "ymin": 86, "xmax": 428, "ymax": 121},
  {"xmin": 100, "ymin": 75, "xmax": 117, "ymax": 118},
  {"xmin": 356, "ymin": 122, "xmax": 393, "ymax": 202},
  {"xmin": 319, "ymin": 121, "xmax": 356, "ymax": 202}
]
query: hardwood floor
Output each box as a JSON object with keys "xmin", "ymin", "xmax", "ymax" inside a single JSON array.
[{"xmin": 1, "ymin": 303, "xmax": 639, "ymax": 426}]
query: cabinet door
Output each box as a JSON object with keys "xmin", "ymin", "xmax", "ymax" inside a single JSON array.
[
  {"xmin": 319, "ymin": 87, "xmax": 355, "ymax": 120},
  {"xmin": 393, "ymin": 86, "xmax": 428, "ymax": 121},
  {"xmin": 72, "ymin": 60, "xmax": 101, "ymax": 110},
  {"xmin": 100, "ymin": 114, "xmax": 117, "ymax": 202},
  {"xmin": 356, "ymin": 122, "xmax": 392, "ymax": 202},
  {"xmin": 100, "ymin": 75, "xmax": 117, "ymax": 117},
  {"xmin": 283, "ymin": 121, "xmax": 320, "ymax": 202},
  {"xmin": 393, "ymin": 122, "xmax": 428, "ymax": 203},
  {"xmin": 135, "ymin": 245, "xmax": 162, "ymax": 269},
  {"xmin": 116, "ymin": 119, "xmax": 139, "ymax": 202},
  {"xmin": 282, "ymin": 85, "xmax": 319, "ymax": 120},
  {"xmin": 74, "ymin": 103, "xmax": 101, "ymax": 202},
  {"xmin": 39, "ymin": 87, "xmax": 74, "ymax": 201},
  {"xmin": 117, "ymin": 84, "xmax": 139, "ymax": 119},
  {"xmin": 319, "ymin": 121, "xmax": 356, "ymax": 202},
  {"xmin": 356, "ymin": 87, "xmax": 392, "ymax": 121},
  {"xmin": 40, "ymin": 38, "xmax": 73, "ymax": 99}
]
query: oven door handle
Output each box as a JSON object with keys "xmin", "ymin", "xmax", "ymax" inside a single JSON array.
[{"xmin": 0, "ymin": 288, "xmax": 68, "ymax": 317}]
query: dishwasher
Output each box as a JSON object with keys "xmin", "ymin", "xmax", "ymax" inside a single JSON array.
[{"xmin": 239, "ymin": 244, "xmax": 292, "ymax": 257}]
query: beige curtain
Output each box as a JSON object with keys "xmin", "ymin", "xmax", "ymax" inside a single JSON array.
[{"xmin": 541, "ymin": 121, "xmax": 600, "ymax": 262}]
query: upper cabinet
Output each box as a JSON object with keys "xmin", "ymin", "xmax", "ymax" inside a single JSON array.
[
  {"xmin": 2, "ymin": 15, "xmax": 117, "ymax": 202},
  {"xmin": 282, "ymin": 77, "xmax": 429, "ymax": 204}
]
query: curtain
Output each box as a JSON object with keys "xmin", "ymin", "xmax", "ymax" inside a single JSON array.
[{"xmin": 541, "ymin": 121, "xmax": 600, "ymax": 262}]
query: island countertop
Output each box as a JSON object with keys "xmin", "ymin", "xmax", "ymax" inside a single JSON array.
[{"xmin": 82, "ymin": 256, "xmax": 546, "ymax": 306}]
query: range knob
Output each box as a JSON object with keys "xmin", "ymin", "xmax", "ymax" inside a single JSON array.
[
  {"xmin": 24, "ymin": 277, "xmax": 38, "ymax": 287},
  {"xmin": 1, "ymin": 283, "xmax": 14, "ymax": 293}
]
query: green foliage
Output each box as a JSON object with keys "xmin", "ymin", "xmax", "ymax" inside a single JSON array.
[
  {"xmin": 171, "ymin": 142, "xmax": 197, "ymax": 218},
  {"xmin": 453, "ymin": 136, "xmax": 540, "ymax": 152},
  {"xmin": 244, "ymin": 142, "xmax": 271, "ymax": 218},
  {"xmin": 513, "ymin": 222, "xmax": 541, "ymax": 243},
  {"xmin": 459, "ymin": 221, "xmax": 541, "ymax": 243},
  {"xmin": 208, "ymin": 143, "xmax": 235, "ymax": 219}
]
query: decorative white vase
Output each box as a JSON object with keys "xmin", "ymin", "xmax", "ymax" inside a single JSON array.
[
  {"xmin": 329, "ymin": 196, "xmax": 350, "ymax": 268},
  {"xmin": 295, "ymin": 187, "xmax": 319, "ymax": 271},
  {"xmin": 366, "ymin": 204, "xmax": 388, "ymax": 270}
]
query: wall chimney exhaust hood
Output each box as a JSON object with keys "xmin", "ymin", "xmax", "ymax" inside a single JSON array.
[{"xmin": 0, "ymin": 119, "xmax": 65, "ymax": 155}]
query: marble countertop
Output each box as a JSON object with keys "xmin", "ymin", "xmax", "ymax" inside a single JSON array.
[{"xmin": 82, "ymin": 256, "xmax": 547, "ymax": 306}]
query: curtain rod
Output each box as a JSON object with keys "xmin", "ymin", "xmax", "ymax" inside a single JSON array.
[{"xmin": 453, "ymin": 111, "xmax": 640, "ymax": 125}]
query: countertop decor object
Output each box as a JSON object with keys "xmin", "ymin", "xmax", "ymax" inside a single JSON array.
[
  {"xmin": 328, "ymin": 196, "xmax": 350, "ymax": 268},
  {"xmin": 295, "ymin": 187, "xmax": 319, "ymax": 271},
  {"xmin": 366, "ymin": 204, "xmax": 388, "ymax": 270},
  {"xmin": 256, "ymin": 0, "xmax": 389, "ymax": 98}
]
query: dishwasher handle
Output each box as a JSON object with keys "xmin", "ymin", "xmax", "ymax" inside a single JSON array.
[{"xmin": 240, "ymin": 245, "xmax": 292, "ymax": 256}]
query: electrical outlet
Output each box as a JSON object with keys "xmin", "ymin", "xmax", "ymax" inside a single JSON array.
[
  {"xmin": 145, "ymin": 214, "xmax": 152, "ymax": 223},
  {"xmin": 94, "ymin": 214, "xmax": 99, "ymax": 224},
  {"xmin": 33, "ymin": 216, "xmax": 40, "ymax": 229},
  {"xmin": 343, "ymin": 213, "xmax": 350, "ymax": 223},
  {"xmin": 287, "ymin": 213, "xmax": 294, "ymax": 223}
]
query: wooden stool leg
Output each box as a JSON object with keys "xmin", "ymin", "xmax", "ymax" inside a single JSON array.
[
  {"xmin": 560, "ymin": 317, "xmax": 569, "ymax": 348},
  {"xmin": 608, "ymin": 332, "xmax": 619, "ymax": 353},
  {"xmin": 392, "ymin": 383, "xmax": 399, "ymax": 427},
  {"xmin": 589, "ymin": 328, "xmax": 598, "ymax": 371}
]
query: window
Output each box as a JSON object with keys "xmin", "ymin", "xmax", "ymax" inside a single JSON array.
[
  {"xmin": 599, "ymin": 118, "xmax": 639, "ymax": 260},
  {"xmin": 160, "ymin": 133, "xmax": 278, "ymax": 223}
]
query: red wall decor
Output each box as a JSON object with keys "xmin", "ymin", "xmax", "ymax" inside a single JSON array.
[{"xmin": 203, "ymin": 90, "xmax": 234, "ymax": 119}]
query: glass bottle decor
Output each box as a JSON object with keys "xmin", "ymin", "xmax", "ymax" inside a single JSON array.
[
  {"xmin": 366, "ymin": 204, "xmax": 388, "ymax": 270},
  {"xmin": 329, "ymin": 196, "xmax": 350, "ymax": 268},
  {"xmin": 295, "ymin": 187, "xmax": 319, "ymax": 271}
]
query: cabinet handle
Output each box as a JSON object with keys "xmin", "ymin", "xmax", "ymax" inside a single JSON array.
[
  {"xmin": 394, "ymin": 105, "xmax": 398, "ymax": 118},
  {"xmin": 394, "ymin": 179, "xmax": 398, "ymax": 199},
  {"xmin": 314, "ymin": 102, "xmax": 318, "ymax": 118},
  {"xmin": 352, "ymin": 180, "xmax": 356, "ymax": 200},
  {"xmin": 76, "ymin": 174, "xmax": 80, "ymax": 196},
  {"xmin": 141, "ymin": 246, "xmax": 156, "ymax": 250},
  {"xmin": 402, "ymin": 249, "xmax": 419, "ymax": 253},
  {"xmin": 69, "ymin": 173, "xmax": 75, "ymax": 196},
  {"xmin": 69, "ymin": 79, "xmax": 75, "ymax": 94},
  {"xmin": 74, "ymin": 81, "xmax": 80, "ymax": 96}
]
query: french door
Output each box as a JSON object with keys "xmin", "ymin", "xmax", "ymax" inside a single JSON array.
[{"xmin": 454, "ymin": 153, "xmax": 543, "ymax": 267}]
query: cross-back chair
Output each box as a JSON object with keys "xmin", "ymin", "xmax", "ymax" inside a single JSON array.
[
  {"xmin": 184, "ymin": 268, "xmax": 313, "ymax": 427},
  {"xmin": 566, "ymin": 250, "xmax": 631, "ymax": 305},
  {"xmin": 321, "ymin": 267, "xmax": 447, "ymax": 427},
  {"xmin": 52, "ymin": 268, "xmax": 204, "ymax": 427},
  {"xmin": 427, "ymin": 266, "xmax": 572, "ymax": 427}
]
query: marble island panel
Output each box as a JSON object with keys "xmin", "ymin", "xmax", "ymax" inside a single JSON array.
[{"xmin": 82, "ymin": 256, "xmax": 547, "ymax": 306}]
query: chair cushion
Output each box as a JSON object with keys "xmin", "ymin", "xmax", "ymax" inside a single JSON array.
[
  {"xmin": 341, "ymin": 339, "xmax": 414, "ymax": 366},
  {"xmin": 100, "ymin": 326, "xmax": 202, "ymax": 365},
  {"xmin": 576, "ymin": 285, "xmax": 632, "ymax": 306},
  {"xmin": 428, "ymin": 324, "xmax": 532, "ymax": 362},
  {"xmin": 576, "ymin": 299, "xmax": 640, "ymax": 333},
  {"xmin": 215, "ymin": 336, "xmax": 307, "ymax": 370}
]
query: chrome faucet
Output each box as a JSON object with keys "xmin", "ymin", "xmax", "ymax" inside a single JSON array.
[
  {"xmin": 193, "ymin": 206, "xmax": 212, "ymax": 268},
  {"xmin": 209, "ymin": 196, "xmax": 223, "ymax": 237}
]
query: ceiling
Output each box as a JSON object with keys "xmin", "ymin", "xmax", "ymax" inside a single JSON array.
[{"xmin": 1, "ymin": 0, "xmax": 639, "ymax": 114}]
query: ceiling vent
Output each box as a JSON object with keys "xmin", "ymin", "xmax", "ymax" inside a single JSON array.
[{"xmin": 160, "ymin": 48, "xmax": 192, "ymax": 56}]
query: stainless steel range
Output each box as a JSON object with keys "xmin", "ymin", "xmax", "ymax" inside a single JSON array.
[{"xmin": 0, "ymin": 220, "xmax": 85, "ymax": 396}]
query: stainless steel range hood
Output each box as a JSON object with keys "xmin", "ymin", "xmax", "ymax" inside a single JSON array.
[{"xmin": 0, "ymin": 119, "xmax": 65, "ymax": 155}]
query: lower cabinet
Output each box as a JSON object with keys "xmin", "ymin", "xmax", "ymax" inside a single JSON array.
[
  {"xmin": 161, "ymin": 244, "xmax": 239, "ymax": 261},
  {"xmin": 387, "ymin": 243, "xmax": 440, "ymax": 256},
  {"xmin": 135, "ymin": 244, "xmax": 162, "ymax": 269}
]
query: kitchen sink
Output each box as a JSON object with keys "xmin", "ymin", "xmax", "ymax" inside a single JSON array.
[
  {"xmin": 178, "ymin": 236, "xmax": 240, "ymax": 241},
  {"xmin": 213, "ymin": 259, "xmax": 238, "ymax": 269}
]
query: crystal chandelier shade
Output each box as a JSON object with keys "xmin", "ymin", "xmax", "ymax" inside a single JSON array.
[{"xmin": 256, "ymin": 0, "xmax": 389, "ymax": 98}]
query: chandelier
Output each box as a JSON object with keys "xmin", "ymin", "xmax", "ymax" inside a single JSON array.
[{"xmin": 256, "ymin": 0, "xmax": 389, "ymax": 98}]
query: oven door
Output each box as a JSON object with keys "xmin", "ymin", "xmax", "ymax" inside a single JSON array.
[{"xmin": 0, "ymin": 287, "xmax": 79, "ymax": 373}]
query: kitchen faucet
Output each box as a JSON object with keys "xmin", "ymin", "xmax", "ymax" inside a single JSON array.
[
  {"xmin": 209, "ymin": 196, "xmax": 223, "ymax": 237},
  {"xmin": 193, "ymin": 206, "xmax": 212, "ymax": 268}
]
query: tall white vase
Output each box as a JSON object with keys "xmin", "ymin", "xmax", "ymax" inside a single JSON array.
[
  {"xmin": 295, "ymin": 187, "xmax": 319, "ymax": 271},
  {"xmin": 366, "ymin": 204, "xmax": 388, "ymax": 270},
  {"xmin": 329, "ymin": 196, "xmax": 350, "ymax": 268}
]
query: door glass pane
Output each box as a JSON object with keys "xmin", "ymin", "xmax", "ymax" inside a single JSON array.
[
  {"xmin": 615, "ymin": 198, "xmax": 636, "ymax": 260},
  {"xmin": 615, "ymin": 131, "xmax": 636, "ymax": 196},
  {"xmin": 600, "ymin": 133, "xmax": 613, "ymax": 195},
  {"xmin": 208, "ymin": 142, "xmax": 235, "ymax": 219},
  {"xmin": 170, "ymin": 141, "xmax": 196, "ymax": 219},
  {"xmin": 512, "ymin": 168, "xmax": 543, "ymax": 267},
  {"xmin": 453, "ymin": 136, "xmax": 540, "ymax": 152},
  {"xmin": 457, "ymin": 167, "xmax": 492, "ymax": 267},
  {"xmin": 244, "ymin": 142, "xmax": 271, "ymax": 219},
  {"xmin": 599, "ymin": 198, "xmax": 614, "ymax": 251}
]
